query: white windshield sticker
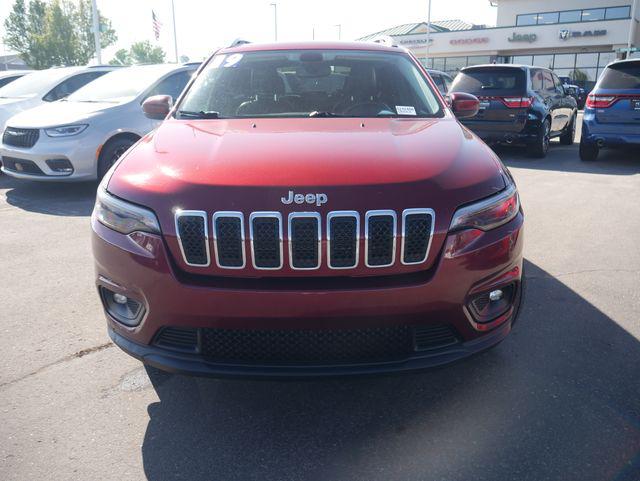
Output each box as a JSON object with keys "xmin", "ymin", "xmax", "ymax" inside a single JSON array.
[
  {"xmin": 223, "ymin": 53, "xmax": 243, "ymax": 67},
  {"xmin": 396, "ymin": 106, "xmax": 417, "ymax": 116}
]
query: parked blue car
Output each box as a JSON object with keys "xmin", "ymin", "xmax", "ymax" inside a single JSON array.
[{"xmin": 580, "ymin": 59, "xmax": 640, "ymax": 161}]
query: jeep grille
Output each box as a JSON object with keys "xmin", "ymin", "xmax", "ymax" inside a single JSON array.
[{"xmin": 174, "ymin": 209, "xmax": 435, "ymax": 271}]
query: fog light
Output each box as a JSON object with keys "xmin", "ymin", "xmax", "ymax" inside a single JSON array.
[
  {"xmin": 468, "ymin": 283, "xmax": 516, "ymax": 323},
  {"xmin": 99, "ymin": 286, "xmax": 144, "ymax": 327},
  {"xmin": 113, "ymin": 293, "xmax": 128, "ymax": 305},
  {"xmin": 489, "ymin": 289, "xmax": 503, "ymax": 302}
]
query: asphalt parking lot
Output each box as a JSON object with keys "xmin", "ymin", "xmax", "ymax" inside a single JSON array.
[{"xmin": 1, "ymin": 122, "xmax": 639, "ymax": 481}]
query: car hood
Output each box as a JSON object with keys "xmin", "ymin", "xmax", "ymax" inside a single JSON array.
[
  {"xmin": 6, "ymin": 100, "xmax": 118, "ymax": 128},
  {"xmin": 108, "ymin": 116, "xmax": 507, "ymax": 277}
]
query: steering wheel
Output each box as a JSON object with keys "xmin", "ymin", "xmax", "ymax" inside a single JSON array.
[{"xmin": 341, "ymin": 101, "xmax": 393, "ymax": 116}]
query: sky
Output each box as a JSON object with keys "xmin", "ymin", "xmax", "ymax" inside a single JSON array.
[{"xmin": 0, "ymin": 0, "xmax": 498, "ymax": 63}]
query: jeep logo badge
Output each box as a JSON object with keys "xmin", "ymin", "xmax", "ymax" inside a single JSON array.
[{"xmin": 281, "ymin": 190, "xmax": 328, "ymax": 207}]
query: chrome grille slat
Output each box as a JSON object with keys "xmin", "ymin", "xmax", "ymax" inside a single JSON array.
[
  {"xmin": 365, "ymin": 210, "xmax": 397, "ymax": 268},
  {"xmin": 213, "ymin": 212, "xmax": 246, "ymax": 269},
  {"xmin": 401, "ymin": 208, "xmax": 435, "ymax": 265},
  {"xmin": 175, "ymin": 210, "xmax": 210, "ymax": 267},
  {"xmin": 327, "ymin": 211, "xmax": 359, "ymax": 269},
  {"xmin": 250, "ymin": 212, "xmax": 283, "ymax": 270},
  {"xmin": 288, "ymin": 212, "xmax": 321, "ymax": 270}
]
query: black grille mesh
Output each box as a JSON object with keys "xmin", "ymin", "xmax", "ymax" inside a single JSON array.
[
  {"xmin": 367, "ymin": 215, "xmax": 395, "ymax": 266},
  {"xmin": 215, "ymin": 217, "xmax": 244, "ymax": 267},
  {"xmin": 177, "ymin": 215, "xmax": 208, "ymax": 265},
  {"xmin": 290, "ymin": 217, "xmax": 319, "ymax": 268},
  {"xmin": 155, "ymin": 327, "xmax": 198, "ymax": 352},
  {"xmin": 252, "ymin": 217, "xmax": 281, "ymax": 268},
  {"xmin": 3, "ymin": 127, "xmax": 39, "ymax": 148},
  {"xmin": 403, "ymin": 213, "xmax": 433, "ymax": 264},
  {"xmin": 201, "ymin": 326, "xmax": 413, "ymax": 364},
  {"xmin": 414, "ymin": 324, "xmax": 459, "ymax": 351},
  {"xmin": 329, "ymin": 216, "xmax": 357, "ymax": 268},
  {"xmin": 1, "ymin": 157, "xmax": 45, "ymax": 175}
]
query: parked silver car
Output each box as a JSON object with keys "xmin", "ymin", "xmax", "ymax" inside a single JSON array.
[
  {"xmin": 0, "ymin": 70, "xmax": 30, "ymax": 89},
  {"xmin": 1, "ymin": 63, "xmax": 197, "ymax": 181}
]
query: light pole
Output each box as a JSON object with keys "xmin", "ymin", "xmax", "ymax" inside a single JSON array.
[
  {"xmin": 270, "ymin": 3, "xmax": 278, "ymax": 41},
  {"xmin": 171, "ymin": 0, "xmax": 179, "ymax": 63},
  {"xmin": 426, "ymin": 0, "xmax": 432, "ymax": 64},
  {"xmin": 335, "ymin": 24, "xmax": 342, "ymax": 40},
  {"xmin": 312, "ymin": 24, "xmax": 315, "ymax": 40},
  {"xmin": 91, "ymin": 0, "xmax": 101, "ymax": 64},
  {"xmin": 628, "ymin": 0, "xmax": 638, "ymax": 58}
]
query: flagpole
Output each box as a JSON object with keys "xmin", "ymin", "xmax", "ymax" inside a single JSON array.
[
  {"xmin": 171, "ymin": 0, "xmax": 178, "ymax": 63},
  {"xmin": 91, "ymin": 0, "xmax": 101, "ymax": 64}
]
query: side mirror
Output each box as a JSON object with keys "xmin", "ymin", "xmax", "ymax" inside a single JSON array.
[
  {"xmin": 142, "ymin": 95, "xmax": 173, "ymax": 120},
  {"xmin": 447, "ymin": 92, "xmax": 480, "ymax": 119}
]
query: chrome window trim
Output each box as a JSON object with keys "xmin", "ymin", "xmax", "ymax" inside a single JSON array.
[
  {"xmin": 288, "ymin": 212, "xmax": 322, "ymax": 270},
  {"xmin": 249, "ymin": 211, "xmax": 284, "ymax": 270},
  {"xmin": 400, "ymin": 208, "xmax": 436, "ymax": 266},
  {"xmin": 326, "ymin": 211, "xmax": 360, "ymax": 269},
  {"xmin": 212, "ymin": 211, "xmax": 246, "ymax": 269},
  {"xmin": 364, "ymin": 210, "xmax": 397, "ymax": 268},
  {"xmin": 174, "ymin": 210, "xmax": 211, "ymax": 267}
]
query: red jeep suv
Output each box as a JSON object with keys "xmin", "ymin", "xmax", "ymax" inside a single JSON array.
[{"xmin": 91, "ymin": 41, "xmax": 524, "ymax": 377}]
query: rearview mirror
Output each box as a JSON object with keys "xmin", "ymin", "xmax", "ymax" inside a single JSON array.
[
  {"xmin": 447, "ymin": 92, "xmax": 480, "ymax": 119},
  {"xmin": 142, "ymin": 95, "xmax": 173, "ymax": 120}
]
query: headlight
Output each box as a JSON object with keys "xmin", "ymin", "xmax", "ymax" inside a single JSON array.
[
  {"xmin": 44, "ymin": 124, "xmax": 88, "ymax": 137},
  {"xmin": 93, "ymin": 186, "xmax": 160, "ymax": 234},
  {"xmin": 449, "ymin": 182, "xmax": 520, "ymax": 232}
]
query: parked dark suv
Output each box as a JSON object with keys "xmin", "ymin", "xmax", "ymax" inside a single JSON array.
[{"xmin": 450, "ymin": 64, "xmax": 578, "ymax": 157}]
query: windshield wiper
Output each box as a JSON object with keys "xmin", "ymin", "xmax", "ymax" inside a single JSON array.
[
  {"xmin": 177, "ymin": 110, "xmax": 222, "ymax": 119},
  {"xmin": 308, "ymin": 111, "xmax": 345, "ymax": 118}
]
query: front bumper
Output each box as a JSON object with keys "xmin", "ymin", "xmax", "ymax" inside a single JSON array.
[
  {"xmin": 93, "ymin": 212, "xmax": 524, "ymax": 377},
  {"xmin": 0, "ymin": 132, "xmax": 99, "ymax": 181}
]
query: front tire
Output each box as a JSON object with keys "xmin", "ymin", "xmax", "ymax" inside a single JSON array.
[
  {"xmin": 98, "ymin": 137, "xmax": 137, "ymax": 180},
  {"xmin": 579, "ymin": 138, "xmax": 599, "ymax": 161},
  {"xmin": 559, "ymin": 115, "xmax": 576, "ymax": 145},
  {"xmin": 529, "ymin": 119, "xmax": 550, "ymax": 158}
]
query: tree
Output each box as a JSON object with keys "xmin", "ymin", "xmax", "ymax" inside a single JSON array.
[
  {"xmin": 109, "ymin": 48, "xmax": 131, "ymax": 66},
  {"xmin": 3, "ymin": 0, "xmax": 117, "ymax": 69},
  {"xmin": 129, "ymin": 41, "xmax": 166, "ymax": 64}
]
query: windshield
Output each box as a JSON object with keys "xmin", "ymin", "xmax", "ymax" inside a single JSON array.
[
  {"xmin": 177, "ymin": 50, "xmax": 442, "ymax": 118},
  {"xmin": 598, "ymin": 62, "xmax": 640, "ymax": 89},
  {"xmin": 451, "ymin": 68, "xmax": 526, "ymax": 96},
  {"xmin": 0, "ymin": 68, "xmax": 75, "ymax": 99},
  {"xmin": 68, "ymin": 66, "xmax": 170, "ymax": 103}
]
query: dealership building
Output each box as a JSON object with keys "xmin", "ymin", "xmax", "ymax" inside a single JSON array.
[{"xmin": 360, "ymin": 0, "xmax": 640, "ymax": 88}]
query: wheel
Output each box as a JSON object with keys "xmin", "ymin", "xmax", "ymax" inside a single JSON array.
[
  {"xmin": 559, "ymin": 115, "xmax": 576, "ymax": 145},
  {"xmin": 529, "ymin": 119, "xmax": 550, "ymax": 158},
  {"xmin": 579, "ymin": 138, "xmax": 599, "ymax": 161},
  {"xmin": 98, "ymin": 137, "xmax": 136, "ymax": 179}
]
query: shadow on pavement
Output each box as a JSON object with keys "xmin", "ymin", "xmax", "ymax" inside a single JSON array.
[
  {"xmin": 0, "ymin": 174, "xmax": 96, "ymax": 216},
  {"xmin": 140, "ymin": 260, "xmax": 640, "ymax": 481},
  {"xmin": 497, "ymin": 142, "xmax": 640, "ymax": 176}
]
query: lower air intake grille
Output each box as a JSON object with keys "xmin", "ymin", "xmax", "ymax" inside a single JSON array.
[
  {"xmin": 366, "ymin": 212, "xmax": 396, "ymax": 267},
  {"xmin": 214, "ymin": 214, "xmax": 244, "ymax": 268},
  {"xmin": 403, "ymin": 210, "xmax": 434, "ymax": 264},
  {"xmin": 201, "ymin": 326, "xmax": 414, "ymax": 364},
  {"xmin": 176, "ymin": 212, "xmax": 209, "ymax": 266},
  {"xmin": 1, "ymin": 157, "xmax": 45, "ymax": 175},
  {"xmin": 251, "ymin": 214, "xmax": 282, "ymax": 269},
  {"xmin": 155, "ymin": 327, "xmax": 198, "ymax": 352},
  {"xmin": 414, "ymin": 324, "xmax": 459, "ymax": 351}
]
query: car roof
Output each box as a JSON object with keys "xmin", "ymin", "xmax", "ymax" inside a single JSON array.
[
  {"xmin": 426, "ymin": 68, "xmax": 451, "ymax": 77},
  {"xmin": 218, "ymin": 41, "xmax": 403, "ymax": 55},
  {"xmin": 605, "ymin": 58, "xmax": 640, "ymax": 67},
  {"xmin": 0, "ymin": 70, "xmax": 30, "ymax": 78},
  {"xmin": 461, "ymin": 64, "xmax": 533, "ymax": 71}
]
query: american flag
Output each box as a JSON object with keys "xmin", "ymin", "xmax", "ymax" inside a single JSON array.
[{"xmin": 152, "ymin": 10, "xmax": 162, "ymax": 40}]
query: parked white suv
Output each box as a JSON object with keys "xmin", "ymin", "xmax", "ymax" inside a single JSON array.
[{"xmin": 1, "ymin": 63, "xmax": 197, "ymax": 181}]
